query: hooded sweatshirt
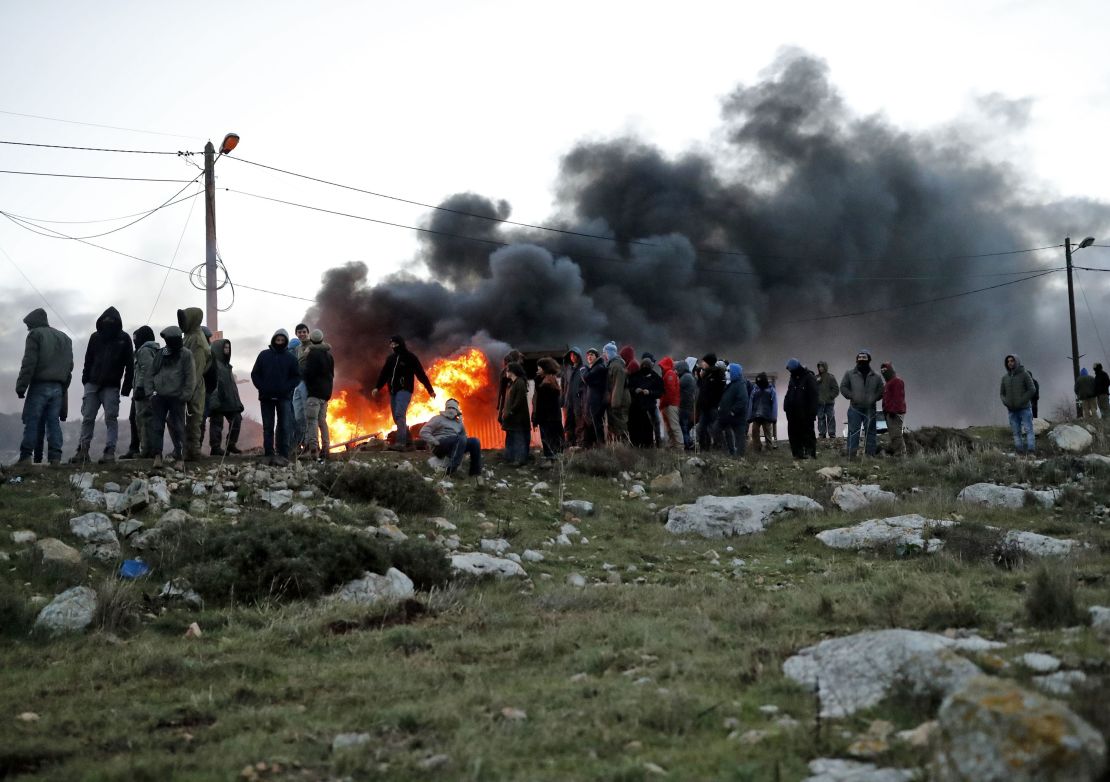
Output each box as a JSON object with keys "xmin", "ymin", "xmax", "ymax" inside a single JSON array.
[
  {"xmin": 374, "ymin": 336, "xmax": 433, "ymax": 396},
  {"xmin": 301, "ymin": 338, "xmax": 335, "ymax": 400},
  {"xmin": 659, "ymin": 357, "xmax": 680, "ymax": 409},
  {"xmin": 1075, "ymin": 367, "xmax": 1098, "ymax": 400},
  {"xmin": 132, "ymin": 326, "xmax": 160, "ymax": 401},
  {"xmin": 251, "ymin": 329, "xmax": 302, "ymax": 400},
  {"xmin": 1000, "ymin": 354, "xmax": 1036, "ymax": 411},
  {"xmin": 880, "ymin": 363, "xmax": 906, "ymax": 415},
  {"xmin": 16, "ymin": 308, "xmax": 74, "ymax": 395},
  {"xmin": 146, "ymin": 326, "xmax": 195, "ymax": 400},
  {"xmin": 717, "ymin": 363, "xmax": 749, "ymax": 424},
  {"xmin": 561, "ymin": 347, "xmax": 586, "ymax": 411},
  {"xmin": 675, "ymin": 361, "xmax": 696, "ymax": 415},
  {"xmin": 785, "ymin": 362, "xmax": 820, "ymax": 419},
  {"xmin": 420, "ymin": 405, "xmax": 467, "ymax": 451},
  {"xmin": 82, "ymin": 306, "xmax": 134, "ymax": 394},
  {"xmin": 605, "ymin": 342, "xmax": 630, "ymax": 411},
  {"xmin": 815, "ymin": 361, "xmax": 839, "ymax": 405},
  {"xmin": 749, "ymin": 374, "xmax": 776, "ymax": 421},
  {"xmin": 177, "ymin": 307, "xmax": 211, "ymax": 390},
  {"xmin": 619, "ymin": 345, "xmax": 638, "ymax": 376},
  {"xmin": 209, "ymin": 339, "xmax": 245, "ymax": 415}
]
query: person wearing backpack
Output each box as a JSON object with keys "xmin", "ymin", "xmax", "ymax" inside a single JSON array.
[
  {"xmin": 177, "ymin": 307, "xmax": 211, "ymax": 461},
  {"xmin": 145, "ymin": 326, "xmax": 195, "ymax": 470},
  {"xmin": 1000, "ymin": 354, "xmax": 1037, "ymax": 456},
  {"xmin": 126, "ymin": 326, "xmax": 159, "ymax": 458},
  {"xmin": 208, "ymin": 338, "xmax": 244, "ymax": 456}
]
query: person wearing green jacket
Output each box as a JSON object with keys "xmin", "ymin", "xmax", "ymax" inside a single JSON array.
[
  {"xmin": 15, "ymin": 308, "xmax": 73, "ymax": 465},
  {"xmin": 177, "ymin": 307, "xmax": 211, "ymax": 461},
  {"xmin": 1000, "ymin": 353, "xmax": 1037, "ymax": 455},
  {"xmin": 146, "ymin": 326, "xmax": 196, "ymax": 469},
  {"xmin": 208, "ymin": 339, "xmax": 244, "ymax": 456},
  {"xmin": 815, "ymin": 361, "xmax": 839, "ymax": 439}
]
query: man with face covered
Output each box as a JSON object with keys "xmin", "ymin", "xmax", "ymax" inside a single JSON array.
[
  {"xmin": 145, "ymin": 326, "xmax": 195, "ymax": 470},
  {"xmin": 840, "ymin": 349, "xmax": 884, "ymax": 458},
  {"xmin": 420, "ymin": 398, "xmax": 483, "ymax": 482},
  {"xmin": 251, "ymin": 329, "xmax": 302, "ymax": 463},
  {"xmin": 72, "ymin": 306, "xmax": 134, "ymax": 464},
  {"xmin": 372, "ymin": 335, "xmax": 435, "ymax": 450}
]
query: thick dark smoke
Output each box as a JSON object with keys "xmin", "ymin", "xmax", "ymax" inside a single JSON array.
[{"xmin": 310, "ymin": 50, "xmax": 1110, "ymax": 426}]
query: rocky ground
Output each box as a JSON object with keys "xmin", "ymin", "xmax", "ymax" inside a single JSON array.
[{"xmin": 1, "ymin": 423, "xmax": 1109, "ymax": 780}]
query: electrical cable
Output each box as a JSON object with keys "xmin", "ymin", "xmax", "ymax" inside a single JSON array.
[
  {"xmin": 0, "ymin": 169, "xmax": 196, "ymax": 183},
  {"xmin": 0, "ymin": 139, "xmax": 190, "ymax": 155},
  {"xmin": 1, "ymin": 175, "xmax": 203, "ymax": 240},
  {"xmin": 147, "ymin": 187, "xmax": 202, "ymax": 322},
  {"xmin": 0, "ymin": 240, "xmax": 74, "ymax": 332},
  {"xmin": 782, "ymin": 269, "xmax": 1058, "ymax": 324},
  {"xmin": 0, "ymin": 109, "xmax": 201, "ymax": 140},
  {"xmin": 223, "ymin": 155, "xmax": 1063, "ymax": 265},
  {"xmin": 1, "ymin": 190, "xmax": 202, "ymax": 225},
  {"xmin": 1075, "ymin": 270, "xmax": 1109, "ymax": 369},
  {"xmin": 226, "ymin": 188, "xmax": 1065, "ymax": 281}
]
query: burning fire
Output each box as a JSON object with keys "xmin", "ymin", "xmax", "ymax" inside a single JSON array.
[{"xmin": 327, "ymin": 347, "xmax": 495, "ymax": 448}]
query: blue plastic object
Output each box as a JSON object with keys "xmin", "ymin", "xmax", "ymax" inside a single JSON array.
[{"xmin": 119, "ymin": 559, "xmax": 151, "ymax": 579}]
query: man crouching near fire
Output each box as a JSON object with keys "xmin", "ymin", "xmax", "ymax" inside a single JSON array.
[{"xmin": 420, "ymin": 398, "xmax": 484, "ymax": 485}]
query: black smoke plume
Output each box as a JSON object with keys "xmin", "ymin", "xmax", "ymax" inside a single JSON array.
[{"xmin": 309, "ymin": 50, "xmax": 1110, "ymax": 426}]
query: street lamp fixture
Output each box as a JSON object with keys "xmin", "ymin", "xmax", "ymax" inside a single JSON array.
[
  {"xmin": 1078, "ymin": 236, "xmax": 1095, "ymax": 250},
  {"xmin": 219, "ymin": 132, "xmax": 240, "ymax": 156}
]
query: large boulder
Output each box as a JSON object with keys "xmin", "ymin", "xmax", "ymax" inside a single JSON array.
[
  {"xmin": 816, "ymin": 514, "xmax": 954, "ymax": 552},
  {"xmin": 34, "ymin": 586, "xmax": 97, "ymax": 634},
  {"xmin": 931, "ymin": 676, "xmax": 1106, "ymax": 781},
  {"xmin": 802, "ymin": 758, "xmax": 914, "ymax": 782},
  {"xmin": 665, "ymin": 494, "xmax": 822, "ymax": 539},
  {"xmin": 1031, "ymin": 418, "xmax": 1052, "ymax": 436},
  {"xmin": 31, "ymin": 538, "xmax": 86, "ymax": 582},
  {"xmin": 258, "ymin": 489, "xmax": 294, "ymax": 509},
  {"xmin": 830, "ymin": 484, "xmax": 897, "ymax": 513},
  {"xmin": 783, "ymin": 629, "xmax": 1004, "ymax": 718},
  {"xmin": 333, "ymin": 568, "xmax": 414, "ymax": 606},
  {"xmin": 1002, "ymin": 530, "xmax": 1082, "ymax": 558},
  {"xmin": 77, "ymin": 487, "xmax": 106, "ymax": 511},
  {"xmin": 69, "ymin": 512, "xmax": 117, "ymax": 544},
  {"xmin": 450, "ymin": 552, "xmax": 528, "ymax": 579},
  {"xmin": 957, "ymin": 483, "xmax": 1058, "ymax": 509},
  {"xmin": 1048, "ymin": 424, "xmax": 1093, "ymax": 453}
]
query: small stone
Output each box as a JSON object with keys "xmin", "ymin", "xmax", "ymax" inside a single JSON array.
[
  {"xmin": 500, "ymin": 707, "xmax": 527, "ymax": 721},
  {"xmin": 10, "ymin": 530, "xmax": 37, "ymax": 545},
  {"xmin": 118, "ymin": 519, "xmax": 144, "ymax": 538},
  {"xmin": 521, "ymin": 549, "xmax": 545, "ymax": 562},
  {"xmin": 184, "ymin": 622, "xmax": 202, "ymax": 639},
  {"xmin": 417, "ymin": 754, "xmax": 450, "ymax": 771},
  {"xmin": 429, "ymin": 517, "xmax": 457, "ymax": 531},
  {"xmin": 31, "ymin": 538, "xmax": 85, "ymax": 581},
  {"xmin": 1019, "ymin": 652, "xmax": 1061, "ymax": 673},
  {"xmin": 643, "ymin": 762, "xmax": 667, "ymax": 776},
  {"xmin": 331, "ymin": 732, "xmax": 371, "ymax": 751},
  {"xmin": 566, "ymin": 572, "xmax": 587, "ymax": 588},
  {"xmin": 895, "ymin": 720, "xmax": 937, "ymax": 748},
  {"xmin": 377, "ymin": 524, "xmax": 408, "ymax": 542},
  {"xmin": 480, "ymin": 538, "xmax": 511, "ymax": 554},
  {"xmin": 16, "ymin": 712, "xmax": 40, "ymax": 722},
  {"xmin": 69, "ymin": 512, "xmax": 117, "ymax": 543},
  {"xmin": 570, "ymin": 673, "xmax": 588, "ymax": 683},
  {"xmin": 102, "ymin": 482, "xmax": 121, "ymax": 493},
  {"xmin": 562, "ymin": 500, "xmax": 595, "ymax": 516},
  {"xmin": 650, "ymin": 471, "xmax": 683, "ymax": 492},
  {"xmin": 758, "ymin": 704, "xmax": 780, "ymax": 715}
]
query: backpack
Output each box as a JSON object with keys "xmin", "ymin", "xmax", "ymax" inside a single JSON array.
[{"xmin": 1029, "ymin": 372, "xmax": 1040, "ymax": 402}]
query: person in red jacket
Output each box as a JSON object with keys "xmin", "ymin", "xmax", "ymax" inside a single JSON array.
[
  {"xmin": 880, "ymin": 362, "xmax": 907, "ymax": 456},
  {"xmin": 658, "ymin": 356, "xmax": 682, "ymax": 448}
]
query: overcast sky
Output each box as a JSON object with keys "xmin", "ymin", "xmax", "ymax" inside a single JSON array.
[{"xmin": 2, "ymin": 0, "xmax": 1109, "ymax": 417}]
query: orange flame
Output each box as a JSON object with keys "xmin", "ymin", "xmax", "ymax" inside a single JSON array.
[{"xmin": 327, "ymin": 347, "xmax": 495, "ymax": 448}]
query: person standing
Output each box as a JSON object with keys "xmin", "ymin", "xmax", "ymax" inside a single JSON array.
[
  {"xmin": 501, "ymin": 362, "xmax": 530, "ymax": 465},
  {"xmin": 146, "ymin": 326, "xmax": 195, "ymax": 470},
  {"xmin": 1094, "ymin": 363, "xmax": 1110, "ymax": 419},
  {"xmin": 675, "ymin": 359, "xmax": 696, "ymax": 450},
  {"xmin": 880, "ymin": 362, "xmax": 907, "ymax": 456},
  {"xmin": 1075, "ymin": 367, "xmax": 1098, "ymax": 419},
  {"xmin": 176, "ymin": 308, "xmax": 211, "ymax": 461},
  {"xmin": 251, "ymin": 329, "xmax": 301, "ymax": 463},
  {"xmin": 290, "ymin": 323, "xmax": 310, "ymax": 454},
  {"xmin": 716, "ymin": 363, "xmax": 749, "ymax": 457},
  {"xmin": 628, "ymin": 353, "xmax": 664, "ymax": 447},
  {"xmin": 207, "ymin": 338, "xmax": 244, "ymax": 456},
  {"xmin": 695, "ymin": 353, "xmax": 726, "ymax": 449},
  {"xmin": 1000, "ymin": 353, "xmax": 1037, "ymax": 455},
  {"xmin": 532, "ymin": 357, "xmax": 564, "ymax": 459},
  {"xmin": 604, "ymin": 342, "xmax": 630, "ymax": 443},
  {"xmin": 15, "ymin": 308, "xmax": 73, "ymax": 466},
  {"xmin": 420, "ymin": 398, "xmax": 483, "ymax": 482},
  {"xmin": 127, "ymin": 326, "xmax": 159, "ymax": 458},
  {"xmin": 784, "ymin": 359, "xmax": 819, "ymax": 459},
  {"xmin": 582, "ymin": 348, "xmax": 608, "ymax": 447},
  {"xmin": 815, "ymin": 361, "xmax": 838, "ymax": 440},
  {"xmin": 749, "ymin": 372, "xmax": 776, "ymax": 452},
  {"xmin": 561, "ymin": 348, "xmax": 585, "ymax": 447},
  {"xmin": 658, "ymin": 357, "xmax": 682, "ymax": 448},
  {"xmin": 840, "ymin": 350, "xmax": 884, "ymax": 458},
  {"xmin": 372, "ymin": 335, "xmax": 435, "ymax": 450},
  {"xmin": 72, "ymin": 306, "xmax": 133, "ymax": 464},
  {"xmin": 299, "ymin": 329, "xmax": 334, "ymax": 460},
  {"xmin": 496, "ymin": 349, "xmax": 524, "ymax": 431}
]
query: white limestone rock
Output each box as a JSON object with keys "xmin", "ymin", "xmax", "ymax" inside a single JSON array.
[
  {"xmin": 802, "ymin": 758, "xmax": 914, "ymax": 782},
  {"xmin": 69, "ymin": 512, "xmax": 117, "ymax": 544},
  {"xmin": 1048, "ymin": 423, "xmax": 1093, "ymax": 453},
  {"xmin": 333, "ymin": 568, "xmax": 414, "ymax": 606},
  {"xmin": 1002, "ymin": 530, "xmax": 1081, "ymax": 558},
  {"xmin": 562, "ymin": 500, "xmax": 595, "ymax": 517},
  {"xmin": 831, "ymin": 484, "xmax": 897, "ymax": 513},
  {"xmin": 816, "ymin": 514, "xmax": 953, "ymax": 552},
  {"xmin": 665, "ymin": 494, "xmax": 823, "ymax": 539},
  {"xmin": 957, "ymin": 483, "xmax": 1058, "ymax": 509},
  {"xmin": 450, "ymin": 552, "xmax": 528, "ymax": 579},
  {"xmin": 34, "ymin": 586, "xmax": 97, "ymax": 634}
]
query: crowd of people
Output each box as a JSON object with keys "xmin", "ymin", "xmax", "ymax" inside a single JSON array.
[{"xmin": 14, "ymin": 307, "xmax": 334, "ymax": 469}]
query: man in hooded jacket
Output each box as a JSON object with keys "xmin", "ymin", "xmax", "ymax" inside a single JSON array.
[
  {"xmin": 784, "ymin": 359, "xmax": 819, "ymax": 459},
  {"xmin": 628, "ymin": 353, "xmax": 664, "ymax": 447},
  {"xmin": 840, "ymin": 349, "xmax": 884, "ymax": 458},
  {"xmin": 1001, "ymin": 353, "xmax": 1037, "ymax": 454},
  {"xmin": 208, "ymin": 338, "xmax": 244, "ymax": 456},
  {"xmin": 675, "ymin": 360, "xmax": 696, "ymax": 450},
  {"xmin": 177, "ymin": 307, "xmax": 211, "ymax": 461},
  {"xmin": 582, "ymin": 348, "xmax": 608, "ymax": 447},
  {"xmin": 561, "ymin": 348, "xmax": 585, "ymax": 447},
  {"xmin": 251, "ymin": 329, "xmax": 301, "ymax": 461},
  {"xmin": 696, "ymin": 353, "xmax": 726, "ymax": 449},
  {"xmin": 604, "ymin": 342, "xmax": 630, "ymax": 443},
  {"xmin": 1075, "ymin": 367, "xmax": 1098, "ymax": 419},
  {"xmin": 372, "ymin": 335, "xmax": 435, "ymax": 449},
  {"xmin": 815, "ymin": 361, "xmax": 838, "ymax": 440},
  {"xmin": 300, "ymin": 329, "xmax": 334, "ymax": 459},
  {"xmin": 122, "ymin": 326, "xmax": 157, "ymax": 459},
  {"xmin": 15, "ymin": 308, "xmax": 73, "ymax": 465},
  {"xmin": 880, "ymin": 362, "xmax": 907, "ymax": 456},
  {"xmin": 145, "ymin": 326, "xmax": 195, "ymax": 469},
  {"xmin": 1094, "ymin": 363, "xmax": 1110, "ymax": 420},
  {"xmin": 716, "ymin": 363, "xmax": 749, "ymax": 457},
  {"xmin": 73, "ymin": 306, "xmax": 134, "ymax": 463},
  {"xmin": 658, "ymin": 357, "xmax": 682, "ymax": 448}
]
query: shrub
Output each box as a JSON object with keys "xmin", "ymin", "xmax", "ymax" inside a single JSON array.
[
  {"xmin": 1025, "ymin": 564, "xmax": 1085, "ymax": 628},
  {"xmin": 0, "ymin": 587, "xmax": 36, "ymax": 637},
  {"xmin": 567, "ymin": 446, "xmax": 642, "ymax": 478},
  {"xmin": 388, "ymin": 539, "xmax": 452, "ymax": 591},
  {"xmin": 933, "ymin": 522, "xmax": 1004, "ymax": 564},
  {"xmin": 94, "ymin": 578, "xmax": 142, "ymax": 635},
  {"xmin": 182, "ymin": 517, "xmax": 390, "ymax": 604},
  {"xmin": 319, "ymin": 464, "xmax": 442, "ymax": 514}
]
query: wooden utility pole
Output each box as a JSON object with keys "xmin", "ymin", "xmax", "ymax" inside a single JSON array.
[{"xmin": 203, "ymin": 140, "xmax": 218, "ymax": 332}]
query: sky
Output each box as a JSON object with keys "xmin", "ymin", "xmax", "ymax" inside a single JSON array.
[{"xmin": 2, "ymin": 0, "xmax": 1110, "ymax": 423}]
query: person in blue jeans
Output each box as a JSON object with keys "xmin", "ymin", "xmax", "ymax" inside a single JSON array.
[
  {"xmin": 500, "ymin": 362, "xmax": 531, "ymax": 466},
  {"xmin": 840, "ymin": 349, "xmax": 884, "ymax": 458},
  {"xmin": 371, "ymin": 335, "xmax": 435, "ymax": 450},
  {"xmin": 15, "ymin": 308, "xmax": 73, "ymax": 466},
  {"xmin": 250, "ymin": 329, "xmax": 301, "ymax": 463},
  {"xmin": 1000, "ymin": 353, "xmax": 1037, "ymax": 455},
  {"xmin": 420, "ymin": 398, "xmax": 483, "ymax": 483}
]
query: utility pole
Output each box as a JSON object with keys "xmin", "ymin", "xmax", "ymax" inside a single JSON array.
[
  {"xmin": 1065, "ymin": 236, "xmax": 1081, "ymax": 382},
  {"xmin": 203, "ymin": 140, "xmax": 218, "ymax": 333}
]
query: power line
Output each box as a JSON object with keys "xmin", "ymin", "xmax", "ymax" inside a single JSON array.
[
  {"xmin": 782, "ymin": 269, "xmax": 1057, "ymax": 324},
  {"xmin": 0, "ymin": 169, "xmax": 196, "ymax": 183},
  {"xmin": 0, "ymin": 109, "xmax": 201, "ymax": 141},
  {"xmin": 1, "ymin": 190, "xmax": 202, "ymax": 225},
  {"xmin": 0, "ymin": 139, "xmax": 192, "ymax": 155},
  {"xmin": 1075, "ymin": 270, "xmax": 1108, "ymax": 368},
  {"xmin": 224, "ymin": 154, "xmax": 1063, "ymax": 265},
  {"xmin": 1, "ymin": 176, "xmax": 203, "ymax": 240},
  {"xmin": 0, "ymin": 241, "xmax": 74, "ymax": 332},
  {"xmin": 227, "ymin": 187, "xmax": 1064, "ymax": 281},
  {"xmin": 147, "ymin": 189, "xmax": 202, "ymax": 322}
]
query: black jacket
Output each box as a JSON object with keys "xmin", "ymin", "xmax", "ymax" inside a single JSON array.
[
  {"xmin": 532, "ymin": 376, "xmax": 562, "ymax": 426},
  {"xmin": 251, "ymin": 332, "xmax": 301, "ymax": 401},
  {"xmin": 374, "ymin": 338, "xmax": 432, "ymax": 395},
  {"xmin": 82, "ymin": 306, "xmax": 134, "ymax": 395},
  {"xmin": 628, "ymin": 365, "xmax": 664, "ymax": 408},
  {"xmin": 302, "ymin": 343, "xmax": 335, "ymax": 400},
  {"xmin": 784, "ymin": 368, "xmax": 820, "ymax": 419},
  {"xmin": 696, "ymin": 366, "xmax": 726, "ymax": 413},
  {"xmin": 1096, "ymin": 369, "xmax": 1110, "ymax": 397},
  {"xmin": 584, "ymin": 360, "xmax": 609, "ymax": 412}
]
